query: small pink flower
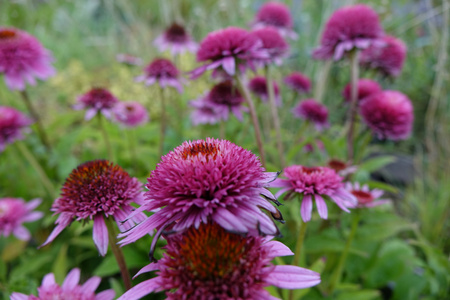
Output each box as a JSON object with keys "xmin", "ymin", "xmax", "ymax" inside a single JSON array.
[
  {"xmin": 113, "ymin": 101, "xmax": 149, "ymax": 127},
  {"xmin": 360, "ymin": 90, "xmax": 414, "ymax": 141},
  {"xmin": 270, "ymin": 165, "xmax": 357, "ymax": 222},
  {"xmin": 313, "ymin": 4, "xmax": 383, "ymax": 60},
  {"xmin": 11, "ymin": 268, "xmax": 115, "ymax": 300},
  {"xmin": 327, "ymin": 159, "xmax": 357, "ymax": 177},
  {"xmin": 116, "ymin": 53, "xmax": 143, "ymax": 66},
  {"xmin": 189, "ymin": 96, "xmax": 223, "ymax": 126},
  {"xmin": 284, "ymin": 72, "xmax": 311, "ymax": 94},
  {"xmin": 342, "ymin": 78, "xmax": 382, "ymax": 103},
  {"xmin": 136, "ymin": 58, "xmax": 184, "ymax": 93},
  {"xmin": 345, "ymin": 182, "xmax": 390, "ymax": 208},
  {"xmin": 118, "ymin": 223, "xmax": 320, "ymax": 300},
  {"xmin": 0, "ymin": 198, "xmax": 42, "ymax": 241},
  {"xmin": 0, "ymin": 106, "xmax": 32, "ymax": 152},
  {"xmin": 292, "ymin": 99, "xmax": 329, "ymax": 130},
  {"xmin": 40, "ymin": 160, "xmax": 146, "ymax": 256},
  {"xmin": 0, "ymin": 27, "xmax": 55, "ymax": 91},
  {"xmin": 252, "ymin": 1, "xmax": 297, "ymax": 39},
  {"xmin": 74, "ymin": 88, "xmax": 119, "ymax": 121},
  {"xmin": 252, "ymin": 26, "xmax": 289, "ymax": 66},
  {"xmin": 248, "ymin": 76, "xmax": 281, "ymax": 105},
  {"xmin": 154, "ymin": 23, "xmax": 198, "ymax": 56}
]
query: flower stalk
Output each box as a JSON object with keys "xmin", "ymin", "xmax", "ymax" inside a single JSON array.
[
  {"xmin": 346, "ymin": 49, "xmax": 360, "ymax": 161},
  {"xmin": 97, "ymin": 114, "xmax": 114, "ymax": 161},
  {"xmin": 158, "ymin": 86, "xmax": 167, "ymax": 158}
]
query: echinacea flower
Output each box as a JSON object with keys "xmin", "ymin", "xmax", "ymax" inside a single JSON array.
[
  {"xmin": 0, "ymin": 106, "xmax": 32, "ymax": 152},
  {"xmin": 113, "ymin": 101, "xmax": 149, "ymax": 127},
  {"xmin": 252, "ymin": 1, "xmax": 297, "ymax": 39},
  {"xmin": 360, "ymin": 35, "xmax": 407, "ymax": 77},
  {"xmin": 153, "ymin": 22, "xmax": 198, "ymax": 56},
  {"xmin": 313, "ymin": 4, "xmax": 383, "ymax": 60},
  {"xmin": 40, "ymin": 160, "xmax": 146, "ymax": 256},
  {"xmin": 252, "ymin": 26, "xmax": 289, "ymax": 66},
  {"xmin": 327, "ymin": 159, "xmax": 357, "ymax": 177},
  {"xmin": 284, "ymin": 72, "xmax": 311, "ymax": 94},
  {"xmin": 248, "ymin": 76, "xmax": 281, "ymax": 105},
  {"xmin": 11, "ymin": 268, "xmax": 115, "ymax": 300},
  {"xmin": 270, "ymin": 165, "xmax": 357, "ymax": 222},
  {"xmin": 0, "ymin": 198, "xmax": 42, "ymax": 241},
  {"xmin": 345, "ymin": 182, "xmax": 390, "ymax": 208},
  {"xmin": 136, "ymin": 58, "xmax": 183, "ymax": 93},
  {"xmin": 74, "ymin": 88, "xmax": 119, "ymax": 121},
  {"xmin": 292, "ymin": 99, "xmax": 329, "ymax": 130},
  {"xmin": 118, "ymin": 223, "xmax": 320, "ymax": 300},
  {"xmin": 359, "ymin": 90, "xmax": 414, "ymax": 141},
  {"xmin": 342, "ymin": 78, "xmax": 382, "ymax": 102},
  {"xmin": 189, "ymin": 96, "xmax": 223, "ymax": 126},
  {"xmin": 0, "ymin": 27, "xmax": 55, "ymax": 91},
  {"xmin": 116, "ymin": 53, "xmax": 143, "ymax": 66},
  {"xmin": 119, "ymin": 138, "xmax": 284, "ymax": 255}
]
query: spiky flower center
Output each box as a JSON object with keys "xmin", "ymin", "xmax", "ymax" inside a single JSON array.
[
  {"xmin": 351, "ymin": 190, "xmax": 373, "ymax": 204},
  {"xmin": 180, "ymin": 140, "xmax": 218, "ymax": 160},
  {"xmin": 165, "ymin": 23, "xmax": 188, "ymax": 43},
  {"xmin": 208, "ymin": 81, "xmax": 243, "ymax": 106},
  {"xmin": 0, "ymin": 29, "xmax": 16, "ymax": 39}
]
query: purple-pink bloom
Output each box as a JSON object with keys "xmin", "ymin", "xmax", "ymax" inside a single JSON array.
[
  {"xmin": 252, "ymin": 1, "xmax": 297, "ymax": 39},
  {"xmin": 40, "ymin": 160, "xmax": 146, "ymax": 256},
  {"xmin": 0, "ymin": 27, "xmax": 55, "ymax": 91},
  {"xmin": 0, "ymin": 106, "xmax": 32, "ymax": 152},
  {"xmin": 0, "ymin": 198, "xmax": 42, "ymax": 241},
  {"xmin": 10, "ymin": 268, "xmax": 115, "ymax": 300},
  {"xmin": 74, "ymin": 88, "xmax": 119, "ymax": 121},
  {"xmin": 136, "ymin": 58, "xmax": 184, "ymax": 93},
  {"xmin": 116, "ymin": 53, "xmax": 143, "ymax": 66},
  {"xmin": 252, "ymin": 26, "xmax": 289, "ymax": 66},
  {"xmin": 270, "ymin": 165, "xmax": 357, "ymax": 222},
  {"xmin": 118, "ymin": 223, "xmax": 320, "ymax": 300},
  {"xmin": 342, "ymin": 78, "xmax": 382, "ymax": 103},
  {"xmin": 248, "ymin": 76, "xmax": 281, "ymax": 105},
  {"xmin": 327, "ymin": 159, "xmax": 357, "ymax": 177},
  {"xmin": 153, "ymin": 23, "xmax": 198, "ymax": 56},
  {"xmin": 345, "ymin": 182, "xmax": 390, "ymax": 208},
  {"xmin": 292, "ymin": 99, "xmax": 329, "ymax": 131},
  {"xmin": 189, "ymin": 96, "xmax": 223, "ymax": 126},
  {"xmin": 284, "ymin": 72, "xmax": 311, "ymax": 94},
  {"xmin": 360, "ymin": 90, "xmax": 414, "ymax": 141},
  {"xmin": 313, "ymin": 4, "xmax": 383, "ymax": 60},
  {"xmin": 113, "ymin": 101, "xmax": 149, "ymax": 127}
]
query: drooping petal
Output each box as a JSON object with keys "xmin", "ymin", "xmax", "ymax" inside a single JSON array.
[
  {"xmin": 93, "ymin": 215, "xmax": 109, "ymax": 256},
  {"xmin": 117, "ymin": 278, "xmax": 162, "ymax": 300},
  {"xmin": 314, "ymin": 194, "xmax": 328, "ymax": 219},
  {"xmin": 300, "ymin": 194, "xmax": 313, "ymax": 222},
  {"xmin": 264, "ymin": 265, "xmax": 321, "ymax": 289}
]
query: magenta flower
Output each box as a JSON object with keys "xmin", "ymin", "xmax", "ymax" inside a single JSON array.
[
  {"xmin": 40, "ymin": 160, "xmax": 146, "ymax": 256},
  {"xmin": 0, "ymin": 198, "xmax": 42, "ymax": 241},
  {"xmin": 284, "ymin": 72, "xmax": 311, "ymax": 94},
  {"xmin": 342, "ymin": 78, "xmax": 382, "ymax": 103},
  {"xmin": 313, "ymin": 4, "xmax": 383, "ymax": 60},
  {"xmin": 292, "ymin": 99, "xmax": 329, "ymax": 130},
  {"xmin": 113, "ymin": 101, "xmax": 149, "ymax": 127},
  {"xmin": 248, "ymin": 76, "xmax": 281, "ymax": 105},
  {"xmin": 136, "ymin": 58, "xmax": 184, "ymax": 93},
  {"xmin": 190, "ymin": 27, "xmax": 268, "ymax": 79},
  {"xmin": 360, "ymin": 35, "xmax": 407, "ymax": 77},
  {"xmin": 0, "ymin": 106, "xmax": 32, "ymax": 152},
  {"xmin": 118, "ymin": 223, "xmax": 320, "ymax": 300},
  {"xmin": 270, "ymin": 165, "xmax": 357, "ymax": 222},
  {"xmin": 0, "ymin": 27, "xmax": 55, "ymax": 91},
  {"xmin": 119, "ymin": 139, "xmax": 284, "ymax": 255},
  {"xmin": 360, "ymin": 90, "xmax": 414, "ymax": 141},
  {"xmin": 154, "ymin": 22, "xmax": 198, "ymax": 56},
  {"xmin": 345, "ymin": 182, "xmax": 390, "ymax": 208},
  {"xmin": 74, "ymin": 88, "xmax": 119, "ymax": 121},
  {"xmin": 252, "ymin": 26, "xmax": 289, "ymax": 66},
  {"xmin": 253, "ymin": 1, "xmax": 297, "ymax": 39},
  {"xmin": 116, "ymin": 53, "xmax": 143, "ymax": 66},
  {"xmin": 189, "ymin": 96, "xmax": 223, "ymax": 126},
  {"xmin": 327, "ymin": 159, "xmax": 357, "ymax": 177},
  {"xmin": 11, "ymin": 268, "xmax": 115, "ymax": 300}
]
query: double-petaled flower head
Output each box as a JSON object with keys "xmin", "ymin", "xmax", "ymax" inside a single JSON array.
[
  {"xmin": 0, "ymin": 27, "xmax": 55, "ymax": 91},
  {"xmin": 41, "ymin": 160, "xmax": 145, "ymax": 256},
  {"xmin": 154, "ymin": 22, "xmax": 198, "ymax": 55},
  {"xmin": 284, "ymin": 72, "xmax": 311, "ymax": 94},
  {"xmin": 252, "ymin": 1, "xmax": 297, "ymax": 39},
  {"xmin": 0, "ymin": 106, "xmax": 32, "ymax": 152},
  {"xmin": 136, "ymin": 58, "xmax": 184, "ymax": 93},
  {"xmin": 342, "ymin": 78, "xmax": 382, "ymax": 103},
  {"xmin": 292, "ymin": 99, "xmax": 329, "ymax": 131},
  {"xmin": 118, "ymin": 223, "xmax": 321, "ymax": 300},
  {"xmin": 74, "ymin": 87, "xmax": 119, "ymax": 121},
  {"xmin": 0, "ymin": 197, "xmax": 42, "ymax": 241},
  {"xmin": 113, "ymin": 101, "xmax": 149, "ymax": 127}
]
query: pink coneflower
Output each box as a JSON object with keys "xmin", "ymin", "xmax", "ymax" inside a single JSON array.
[
  {"xmin": 113, "ymin": 101, "xmax": 149, "ymax": 127},
  {"xmin": 248, "ymin": 76, "xmax": 281, "ymax": 105},
  {"xmin": 0, "ymin": 27, "xmax": 55, "ymax": 91},
  {"xmin": 270, "ymin": 165, "xmax": 357, "ymax": 222},
  {"xmin": 342, "ymin": 78, "xmax": 382, "ymax": 102},
  {"xmin": 118, "ymin": 223, "xmax": 320, "ymax": 300},
  {"xmin": 116, "ymin": 53, "xmax": 143, "ymax": 66},
  {"xmin": 253, "ymin": 1, "xmax": 297, "ymax": 39},
  {"xmin": 360, "ymin": 90, "xmax": 414, "ymax": 141},
  {"xmin": 0, "ymin": 106, "xmax": 32, "ymax": 152},
  {"xmin": 189, "ymin": 96, "xmax": 222, "ymax": 126},
  {"xmin": 313, "ymin": 4, "xmax": 383, "ymax": 60},
  {"xmin": 360, "ymin": 35, "xmax": 407, "ymax": 77},
  {"xmin": 284, "ymin": 72, "xmax": 311, "ymax": 94},
  {"xmin": 190, "ymin": 27, "xmax": 268, "ymax": 79},
  {"xmin": 0, "ymin": 198, "xmax": 42, "ymax": 241},
  {"xmin": 119, "ymin": 139, "xmax": 284, "ymax": 254},
  {"xmin": 41, "ymin": 160, "xmax": 146, "ymax": 256},
  {"xmin": 292, "ymin": 99, "xmax": 329, "ymax": 130},
  {"xmin": 136, "ymin": 58, "xmax": 183, "ymax": 93},
  {"xmin": 11, "ymin": 268, "xmax": 115, "ymax": 300},
  {"xmin": 327, "ymin": 159, "xmax": 357, "ymax": 177},
  {"xmin": 252, "ymin": 26, "xmax": 289, "ymax": 66},
  {"xmin": 345, "ymin": 182, "xmax": 390, "ymax": 208},
  {"xmin": 74, "ymin": 88, "xmax": 119, "ymax": 121},
  {"xmin": 154, "ymin": 22, "xmax": 198, "ymax": 56}
]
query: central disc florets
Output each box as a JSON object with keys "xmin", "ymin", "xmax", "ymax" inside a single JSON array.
[
  {"xmin": 180, "ymin": 140, "xmax": 219, "ymax": 160},
  {"xmin": 165, "ymin": 23, "xmax": 188, "ymax": 43},
  {"xmin": 0, "ymin": 29, "xmax": 16, "ymax": 40},
  {"xmin": 208, "ymin": 81, "xmax": 244, "ymax": 106},
  {"xmin": 351, "ymin": 190, "xmax": 374, "ymax": 204}
]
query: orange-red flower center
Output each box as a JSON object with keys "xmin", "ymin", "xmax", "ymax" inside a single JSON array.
[
  {"xmin": 181, "ymin": 141, "xmax": 218, "ymax": 160},
  {"xmin": 302, "ymin": 166, "xmax": 320, "ymax": 174},
  {"xmin": 0, "ymin": 29, "xmax": 16, "ymax": 39}
]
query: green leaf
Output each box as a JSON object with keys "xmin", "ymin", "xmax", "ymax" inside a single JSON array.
[
  {"xmin": 358, "ymin": 156, "xmax": 396, "ymax": 173},
  {"xmin": 335, "ymin": 289, "xmax": 380, "ymax": 300}
]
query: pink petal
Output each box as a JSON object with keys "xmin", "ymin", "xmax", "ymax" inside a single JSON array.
[
  {"xmin": 22, "ymin": 211, "xmax": 43, "ymax": 222},
  {"xmin": 264, "ymin": 240, "xmax": 294, "ymax": 257},
  {"xmin": 314, "ymin": 195, "xmax": 328, "ymax": 219},
  {"xmin": 10, "ymin": 293, "xmax": 29, "ymax": 300},
  {"xmin": 41, "ymin": 273, "xmax": 56, "ymax": 287},
  {"xmin": 39, "ymin": 213, "xmax": 73, "ymax": 248},
  {"xmin": 95, "ymin": 289, "xmax": 116, "ymax": 300},
  {"xmin": 300, "ymin": 194, "xmax": 313, "ymax": 222},
  {"xmin": 213, "ymin": 208, "xmax": 248, "ymax": 233},
  {"xmin": 13, "ymin": 226, "xmax": 30, "ymax": 241},
  {"xmin": 81, "ymin": 276, "xmax": 101, "ymax": 294},
  {"xmin": 62, "ymin": 268, "xmax": 80, "ymax": 290},
  {"xmin": 117, "ymin": 278, "xmax": 161, "ymax": 300},
  {"xmin": 221, "ymin": 56, "xmax": 236, "ymax": 75},
  {"xmin": 265, "ymin": 265, "xmax": 321, "ymax": 289},
  {"xmin": 133, "ymin": 262, "xmax": 159, "ymax": 279},
  {"xmin": 25, "ymin": 198, "xmax": 42, "ymax": 210},
  {"xmin": 93, "ymin": 215, "xmax": 109, "ymax": 256}
]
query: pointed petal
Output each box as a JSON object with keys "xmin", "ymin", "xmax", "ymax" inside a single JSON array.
[
  {"xmin": 93, "ymin": 215, "xmax": 109, "ymax": 256},
  {"xmin": 300, "ymin": 195, "xmax": 313, "ymax": 222},
  {"xmin": 39, "ymin": 213, "xmax": 73, "ymax": 248},
  {"xmin": 82, "ymin": 276, "xmax": 101, "ymax": 294},
  {"xmin": 264, "ymin": 240, "xmax": 294, "ymax": 258},
  {"xmin": 13, "ymin": 226, "xmax": 30, "ymax": 241},
  {"xmin": 213, "ymin": 208, "xmax": 247, "ymax": 233},
  {"xmin": 265, "ymin": 265, "xmax": 321, "ymax": 289},
  {"xmin": 117, "ymin": 278, "xmax": 161, "ymax": 300},
  {"xmin": 41, "ymin": 273, "xmax": 56, "ymax": 287},
  {"xmin": 221, "ymin": 56, "xmax": 236, "ymax": 75},
  {"xmin": 62, "ymin": 268, "xmax": 80, "ymax": 290},
  {"xmin": 315, "ymin": 195, "xmax": 328, "ymax": 219},
  {"xmin": 10, "ymin": 293, "xmax": 29, "ymax": 300},
  {"xmin": 133, "ymin": 262, "xmax": 159, "ymax": 279},
  {"xmin": 95, "ymin": 289, "xmax": 116, "ymax": 300}
]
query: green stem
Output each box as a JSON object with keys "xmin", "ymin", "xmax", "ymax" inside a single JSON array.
[
  {"xmin": 346, "ymin": 50, "xmax": 360, "ymax": 162},
  {"xmin": 97, "ymin": 114, "xmax": 114, "ymax": 161},
  {"xmin": 219, "ymin": 120, "xmax": 225, "ymax": 139},
  {"xmin": 158, "ymin": 87, "xmax": 167, "ymax": 158},
  {"xmin": 289, "ymin": 219, "xmax": 309, "ymax": 300},
  {"xmin": 126, "ymin": 129, "xmax": 138, "ymax": 171}
]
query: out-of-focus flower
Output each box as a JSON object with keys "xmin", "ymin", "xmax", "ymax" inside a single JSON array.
[
  {"xmin": 153, "ymin": 22, "xmax": 198, "ymax": 56},
  {"xmin": 270, "ymin": 165, "xmax": 357, "ymax": 222},
  {"xmin": 313, "ymin": 4, "xmax": 383, "ymax": 60},
  {"xmin": 74, "ymin": 88, "xmax": 119, "ymax": 121},
  {"xmin": 189, "ymin": 96, "xmax": 222, "ymax": 126},
  {"xmin": 360, "ymin": 90, "xmax": 413, "ymax": 141},
  {"xmin": 248, "ymin": 76, "xmax": 281, "ymax": 105},
  {"xmin": 303, "ymin": 139, "xmax": 325, "ymax": 153},
  {"xmin": 136, "ymin": 58, "xmax": 184, "ymax": 93},
  {"xmin": 252, "ymin": 26, "xmax": 289, "ymax": 66},
  {"xmin": 40, "ymin": 160, "xmax": 146, "ymax": 256},
  {"xmin": 0, "ymin": 27, "xmax": 55, "ymax": 91},
  {"xmin": 0, "ymin": 106, "xmax": 32, "ymax": 152},
  {"xmin": 10, "ymin": 268, "xmax": 115, "ymax": 300},
  {"xmin": 284, "ymin": 72, "xmax": 311, "ymax": 94},
  {"xmin": 327, "ymin": 159, "xmax": 357, "ymax": 177},
  {"xmin": 292, "ymin": 99, "xmax": 329, "ymax": 130},
  {"xmin": 342, "ymin": 78, "xmax": 382, "ymax": 103},
  {"xmin": 113, "ymin": 101, "xmax": 149, "ymax": 127},
  {"xmin": 115, "ymin": 53, "xmax": 143, "ymax": 66},
  {"xmin": 0, "ymin": 198, "xmax": 42, "ymax": 241},
  {"xmin": 117, "ymin": 223, "xmax": 320, "ymax": 300},
  {"xmin": 252, "ymin": 1, "xmax": 297, "ymax": 39},
  {"xmin": 345, "ymin": 182, "xmax": 390, "ymax": 208}
]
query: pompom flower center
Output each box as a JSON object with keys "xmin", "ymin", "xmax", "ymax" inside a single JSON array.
[
  {"xmin": 0, "ymin": 29, "xmax": 16, "ymax": 39},
  {"xmin": 351, "ymin": 190, "xmax": 374, "ymax": 204},
  {"xmin": 180, "ymin": 140, "xmax": 219, "ymax": 160},
  {"xmin": 165, "ymin": 23, "xmax": 188, "ymax": 43}
]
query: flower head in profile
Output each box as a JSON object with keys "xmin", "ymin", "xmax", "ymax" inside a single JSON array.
[
  {"xmin": 116, "ymin": 53, "xmax": 143, "ymax": 66},
  {"xmin": 74, "ymin": 88, "xmax": 119, "ymax": 121},
  {"xmin": 136, "ymin": 58, "xmax": 184, "ymax": 93},
  {"xmin": 113, "ymin": 101, "xmax": 149, "ymax": 127},
  {"xmin": 284, "ymin": 72, "xmax": 311, "ymax": 94},
  {"xmin": 360, "ymin": 90, "xmax": 413, "ymax": 141},
  {"xmin": 342, "ymin": 78, "xmax": 382, "ymax": 103},
  {"xmin": 313, "ymin": 4, "xmax": 383, "ymax": 60},
  {"xmin": 248, "ymin": 76, "xmax": 281, "ymax": 105},
  {"xmin": 11, "ymin": 268, "xmax": 115, "ymax": 300},
  {"xmin": 154, "ymin": 22, "xmax": 198, "ymax": 56},
  {"xmin": 0, "ymin": 198, "xmax": 42, "ymax": 241},
  {"xmin": 252, "ymin": 26, "xmax": 289, "ymax": 66},
  {"xmin": 118, "ymin": 223, "xmax": 320, "ymax": 300},
  {"xmin": 252, "ymin": 1, "xmax": 297, "ymax": 39},
  {"xmin": 292, "ymin": 99, "xmax": 329, "ymax": 130},
  {"xmin": 0, "ymin": 27, "xmax": 55, "ymax": 91},
  {"xmin": 0, "ymin": 106, "xmax": 32, "ymax": 152},
  {"xmin": 270, "ymin": 165, "xmax": 357, "ymax": 222},
  {"xmin": 40, "ymin": 160, "xmax": 145, "ymax": 256},
  {"xmin": 345, "ymin": 182, "xmax": 390, "ymax": 208},
  {"xmin": 327, "ymin": 159, "xmax": 357, "ymax": 177}
]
